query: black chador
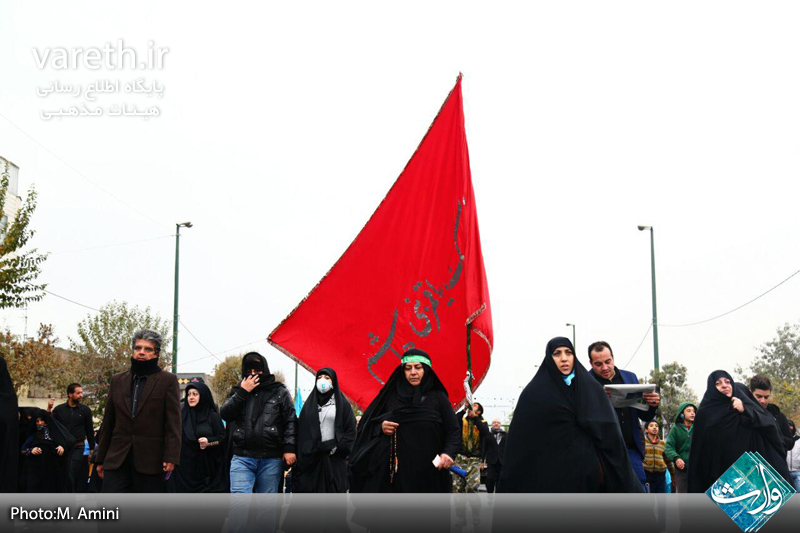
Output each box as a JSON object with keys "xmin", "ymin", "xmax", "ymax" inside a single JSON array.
[
  {"xmin": 20, "ymin": 408, "xmax": 75, "ymax": 493},
  {"xmin": 688, "ymin": 370, "xmax": 792, "ymax": 492},
  {"xmin": 281, "ymin": 367, "xmax": 357, "ymax": 533},
  {"xmin": 170, "ymin": 382, "xmax": 226, "ymax": 493},
  {"xmin": 349, "ymin": 349, "xmax": 461, "ymax": 493},
  {"xmin": 0, "ymin": 356, "xmax": 18, "ymax": 493},
  {"xmin": 498, "ymin": 337, "xmax": 643, "ymax": 493},
  {"xmin": 292, "ymin": 367, "xmax": 356, "ymax": 493}
]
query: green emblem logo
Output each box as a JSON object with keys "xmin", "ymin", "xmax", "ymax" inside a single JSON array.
[{"xmin": 707, "ymin": 452, "xmax": 795, "ymax": 532}]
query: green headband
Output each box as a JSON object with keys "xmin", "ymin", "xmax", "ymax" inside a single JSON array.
[{"xmin": 402, "ymin": 355, "xmax": 431, "ymax": 367}]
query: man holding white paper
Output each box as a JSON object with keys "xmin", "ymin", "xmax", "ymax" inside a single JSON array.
[{"xmin": 588, "ymin": 341, "xmax": 660, "ymax": 491}]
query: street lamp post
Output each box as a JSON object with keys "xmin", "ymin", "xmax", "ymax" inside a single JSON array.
[
  {"xmin": 637, "ymin": 225, "xmax": 659, "ymax": 371},
  {"xmin": 173, "ymin": 221, "xmax": 193, "ymax": 373},
  {"xmin": 565, "ymin": 323, "xmax": 576, "ymax": 350}
]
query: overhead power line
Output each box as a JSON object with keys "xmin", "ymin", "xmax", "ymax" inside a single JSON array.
[
  {"xmin": 0, "ymin": 109, "xmax": 164, "ymax": 227},
  {"xmin": 621, "ymin": 323, "xmax": 652, "ymax": 370},
  {"xmin": 179, "ymin": 319, "xmax": 224, "ymax": 364},
  {"xmin": 659, "ymin": 268, "xmax": 800, "ymax": 328},
  {"xmin": 38, "ymin": 287, "xmax": 101, "ymax": 312},
  {"xmin": 50, "ymin": 235, "xmax": 173, "ymax": 255},
  {"xmin": 31, "ymin": 283, "xmax": 266, "ymax": 370}
]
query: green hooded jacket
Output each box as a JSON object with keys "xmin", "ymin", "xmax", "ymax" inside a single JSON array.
[{"xmin": 664, "ymin": 401, "xmax": 696, "ymax": 463}]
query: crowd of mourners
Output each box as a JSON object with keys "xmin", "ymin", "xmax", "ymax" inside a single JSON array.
[{"xmin": 0, "ymin": 330, "xmax": 798, "ymax": 498}]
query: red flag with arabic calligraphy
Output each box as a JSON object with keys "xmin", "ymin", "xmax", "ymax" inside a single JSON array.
[{"xmin": 268, "ymin": 75, "xmax": 492, "ymax": 410}]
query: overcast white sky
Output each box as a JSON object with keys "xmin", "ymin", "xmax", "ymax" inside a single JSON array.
[{"xmin": 1, "ymin": 1, "xmax": 799, "ymax": 420}]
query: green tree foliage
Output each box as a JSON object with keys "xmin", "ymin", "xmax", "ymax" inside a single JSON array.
[
  {"xmin": 738, "ymin": 322, "xmax": 800, "ymax": 422},
  {"xmin": 0, "ymin": 324, "xmax": 69, "ymax": 396},
  {"xmin": 648, "ymin": 361, "xmax": 698, "ymax": 434},
  {"xmin": 210, "ymin": 355, "xmax": 241, "ymax": 401},
  {"xmin": 0, "ymin": 158, "xmax": 48, "ymax": 308},
  {"xmin": 68, "ymin": 301, "xmax": 171, "ymax": 414}
]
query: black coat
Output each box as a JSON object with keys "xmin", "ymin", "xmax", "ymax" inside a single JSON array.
[
  {"xmin": 292, "ymin": 367, "xmax": 357, "ymax": 493},
  {"xmin": 220, "ymin": 353, "xmax": 297, "ymax": 458},
  {"xmin": 484, "ymin": 428, "xmax": 507, "ymax": 466},
  {"xmin": 765, "ymin": 403, "xmax": 796, "ymax": 453},
  {"xmin": 498, "ymin": 337, "xmax": 643, "ymax": 493},
  {"xmin": 52, "ymin": 402, "xmax": 95, "ymax": 449}
]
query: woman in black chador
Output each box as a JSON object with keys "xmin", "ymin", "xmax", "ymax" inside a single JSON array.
[
  {"xmin": 292, "ymin": 367, "xmax": 357, "ymax": 493},
  {"xmin": 349, "ymin": 349, "xmax": 461, "ymax": 493},
  {"xmin": 0, "ymin": 355, "xmax": 18, "ymax": 492},
  {"xmin": 170, "ymin": 382, "xmax": 226, "ymax": 493},
  {"xmin": 498, "ymin": 337, "xmax": 643, "ymax": 493},
  {"xmin": 687, "ymin": 370, "xmax": 793, "ymax": 493},
  {"xmin": 17, "ymin": 407, "xmax": 38, "ymax": 492},
  {"xmin": 20, "ymin": 408, "xmax": 75, "ymax": 493},
  {"xmin": 281, "ymin": 367, "xmax": 357, "ymax": 533}
]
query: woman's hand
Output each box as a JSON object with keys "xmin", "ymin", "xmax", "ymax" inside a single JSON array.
[
  {"xmin": 31, "ymin": 447, "xmax": 42, "ymax": 456},
  {"xmin": 676, "ymin": 458, "xmax": 685, "ymax": 470},
  {"xmin": 382, "ymin": 421, "xmax": 399, "ymax": 436},
  {"xmin": 198, "ymin": 437, "xmax": 209, "ymax": 450},
  {"xmin": 732, "ymin": 397, "xmax": 744, "ymax": 413},
  {"xmin": 438, "ymin": 453, "xmax": 454, "ymax": 470},
  {"xmin": 56, "ymin": 446, "xmax": 65, "ymax": 456}
]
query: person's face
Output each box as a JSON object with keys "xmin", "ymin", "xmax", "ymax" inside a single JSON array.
[
  {"xmin": 552, "ymin": 346, "xmax": 575, "ymax": 375},
  {"xmin": 491, "ymin": 419, "xmax": 502, "ymax": 430},
  {"xmin": 248, "ymin": 368, "xmax": 263, "ymax": 376},
  {"xmin": 133, "ymin": 339, "xmax": 158, "ymax": 361},
  {"xmin": 751, "ymin": 388, "xmax": 771, "ymax": 409},
  {"xmin": 589, "ymin": 347, "xmax": 615, "ymax": 379},
  {"xmin": 468, "ymin": 403, "xmax": 482, "ymax": 417},
  {"xmin": 404, "ymin": 363, "xmax": 424, "ymax": 386},
  {"xmin": 68, "ymin": 387, "xmax": 84, "ymax": 403},
  {"xmin": 186, "ymin": 388, "xmax": 200, "ymax": 407},
  {"xmin": 715, "ymin": 377, "xmax": 733, "ymax": 397},
  {"xmin": 683, "ymin": 406, "xmax": 696, "ymax": 422},
  {"xmin": 35, "ymin": 417, "xmax": 45, "ymax": 428},
  {"xmin": 646, "ymin": 421, "xmax": 659, "ymax": 437}
]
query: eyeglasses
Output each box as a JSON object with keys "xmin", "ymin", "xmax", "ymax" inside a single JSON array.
[{"xmin": 134, "ymin": 345, "xmax": 155, "ymax": 353}]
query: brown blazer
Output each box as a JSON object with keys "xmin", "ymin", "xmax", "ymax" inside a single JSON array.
[{"xmin": 96, "ymin": 369, "xmax": 182, "ymax": 475}]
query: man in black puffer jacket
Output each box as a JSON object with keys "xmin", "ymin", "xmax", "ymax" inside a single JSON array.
[{"xmin": 221, "ymin": 352, "xmax": 297, "ymax": 493}]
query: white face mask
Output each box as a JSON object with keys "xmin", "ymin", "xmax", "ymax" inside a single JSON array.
[{"xmin": 316, "ymin": 377, "xmax": 332, "ymax": 394}]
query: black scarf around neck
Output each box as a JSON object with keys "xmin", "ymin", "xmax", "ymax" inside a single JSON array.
[{"xmin": 131, "ymin": 357, "xmax": 162, "ymax": 376}]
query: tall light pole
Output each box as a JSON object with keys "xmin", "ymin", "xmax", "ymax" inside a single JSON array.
[
  {"xmin": 173, "ymin": 221, "xmax": 193, "ymax": 373},
  {"xmin": 565, "ymin": 323, "xmax": 576, "ymax": 351},
  {"xmin": 637, "ymin": 225, "xmax": 659, "ymax": 371}
]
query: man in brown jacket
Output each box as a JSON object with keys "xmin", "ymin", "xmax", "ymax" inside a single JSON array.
[{"xmin": 96, "ymin": 329, "xmax": 181, "ymax": 492}]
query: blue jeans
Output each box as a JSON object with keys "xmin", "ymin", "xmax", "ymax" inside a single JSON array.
[
  {"xmin": 230, "ymin": 455, "xmax": 282, "ymax": 493},
  {"xmin": 791, "ymin": 472, "xmax": 800, "ymax": 493}
]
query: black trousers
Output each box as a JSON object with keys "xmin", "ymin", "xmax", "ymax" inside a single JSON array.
[
  {"xmin": 66, "ymin": 445, "xmax": 89, "ymax": 493},
  {"xmin": 486, "ymin": 462, "xmax": 502, "ymax": 493},
  {"xmin": 102, "ymin": 451, "xmax": 166, "ymax": 493}
]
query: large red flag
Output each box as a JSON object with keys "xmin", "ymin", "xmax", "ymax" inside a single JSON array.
[{"xmin": 269, "ymin": 75, "xmax": 492, "ymax": 409}]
